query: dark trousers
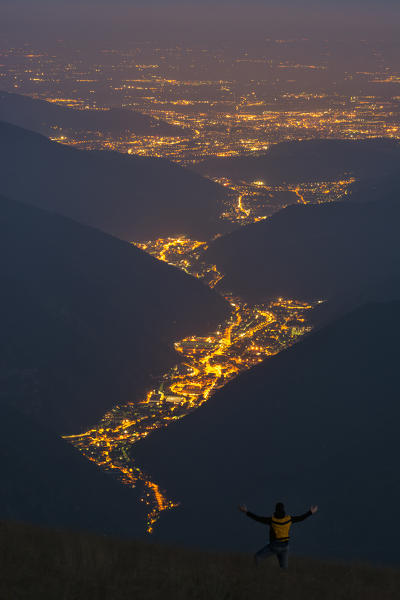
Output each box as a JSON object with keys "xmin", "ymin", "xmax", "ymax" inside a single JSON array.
[{"xmin": 255, "ymin": 541, "xmax": 289, "ymax": 569}]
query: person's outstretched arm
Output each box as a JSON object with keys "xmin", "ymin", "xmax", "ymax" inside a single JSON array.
[
  {"xmin": 292, "ymin": 505, "xmax": 318, "ymax": 523},
  {"xmin": 238, "ymin": 504, "xmax": 271, "ymax": 524}
]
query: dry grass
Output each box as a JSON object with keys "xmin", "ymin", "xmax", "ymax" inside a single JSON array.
[{"xmin": 0, "ymin": 521, "xmax": 398, "ymax": 600}]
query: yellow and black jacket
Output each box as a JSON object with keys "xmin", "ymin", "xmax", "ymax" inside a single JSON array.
[{"xmin": 246, "ymin": 510, "xmax": 312, "ymax": 543}]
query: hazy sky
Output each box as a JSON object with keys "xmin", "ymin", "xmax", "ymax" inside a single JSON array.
[
  {"xmin": 1, "ymin": 1, "xmax": 399, "ymax": 45},
  {"xmin": 0, "ymin": 0, "xmax": 399, "ymax": 4}
]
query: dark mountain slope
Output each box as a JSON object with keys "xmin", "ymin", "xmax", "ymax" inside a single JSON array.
[
  {"xmin": 193, "ymin": 138, "xmax": 400, "ymax": 184},
  {"xmin": 0, "ymin": 89, "xmax": 183, "ymax": 136},
  {"xmin": 309, "ymin": 274, "xmax": 400, "ymax": 328},
  {"xmin": 134, "ymin": 301, "xmax": 400, "ymax": 563},
  {"xmin": 204, "ymin": 198, "xmax": 400, "ymax": 303},
  {"xmin": 0, "ymin": 121, "xmax": 229, "ymax": 241},
  {"xmin": 350, "ymin": 169, "xmax": 400, "ymax": 205},
  {"xmin": 0, "ymin": 196, "xmax": 229, "ymax": 434},
  {"xmin": 0, "ymin": 404, "xmax": 146, "ymax": 536}
]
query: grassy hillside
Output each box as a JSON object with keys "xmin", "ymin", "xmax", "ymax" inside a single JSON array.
[{"xmin": 2, "ymin": 521, "xmax": 399, "ymax": 600}]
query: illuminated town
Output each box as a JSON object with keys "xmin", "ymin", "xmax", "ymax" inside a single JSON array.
[
  {"xmin": 1, "ymin": 41, "xmax": 400, "ymax": 168},
  {"xmin": 65, "ymin": 236, "xmax": 317, "ymax": 533},
  {"xmin": 211, "ymin": 175, "xmax": 356, "ymax": 224},
  {"xmin": 3, "ymin": 39, "xmax": 395, "ymax": 531}
]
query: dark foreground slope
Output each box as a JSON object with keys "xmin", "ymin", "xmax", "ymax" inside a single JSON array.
[
  {"xmin": 134, "ymin": 301, "xmax": 400, "ymax": 564},
  {"xmin": 0, "ymin": 406, "xmax": 146, "ymax": 535},
  {"xmin": 0, "ymin": 196, "xmax": 229, "ymax": 433},
  {"xmin": 0, "ymin": 89, "xmax": 183, "ymax": 136},
  {"xmin": 2, "ymin": 521, "xmax": 399, "ymax": 600},
  {"xmin": 0, "ymin": 121, "xmax": 229, "ymax": 241},
  {"xmin": 193, "ymin": 138, "xmax": 400, "ymax": 184},
  {"xmin": 205, "ymin": 198, "xmax": 400, "ymax": 304}
]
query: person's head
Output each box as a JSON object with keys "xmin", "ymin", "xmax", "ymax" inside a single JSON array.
[{"xmin": 274, "ymin": 502, "xmax": 286, "ymax": 518}]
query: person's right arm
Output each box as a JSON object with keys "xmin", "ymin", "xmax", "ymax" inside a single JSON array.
[
  {"xmin": 292, "ymin": 505, "xmax": 319, "ymax": 523},
  {"xmin": 238, "ymin": 505, "xmax": 271, "ymax": 524}
]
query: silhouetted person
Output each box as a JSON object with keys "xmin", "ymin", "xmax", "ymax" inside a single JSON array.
[{"xmin": 239, "ymin": 502, "xmax": 318, "ymax": 569}]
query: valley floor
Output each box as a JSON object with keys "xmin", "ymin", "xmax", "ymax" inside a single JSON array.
[{"xmin": 1, "ymin": 521, "xmax": 399, "ymax": 600}]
